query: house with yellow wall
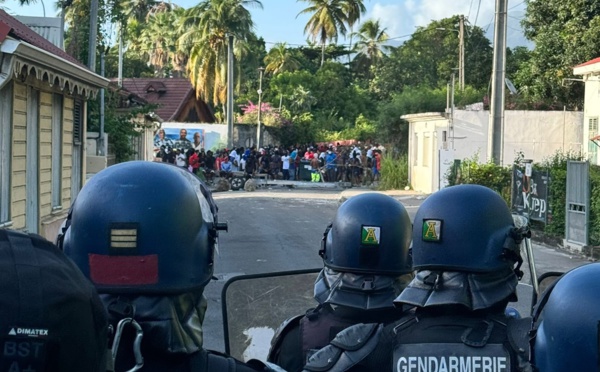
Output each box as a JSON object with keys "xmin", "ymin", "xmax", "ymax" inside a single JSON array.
[{"xmin": 0, "ymin": 10, "xmax": 108, "ymax": 240}]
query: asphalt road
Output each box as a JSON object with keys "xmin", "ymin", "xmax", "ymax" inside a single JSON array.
[{"xmin": 201, "ymin": 188, "xmax": 590, "ymax": 354}]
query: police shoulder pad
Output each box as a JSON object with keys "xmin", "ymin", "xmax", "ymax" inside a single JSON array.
[
  {"xmin": 330, "ymin": 323, "xmax": 381, "ymax": 351},
  {"xmin": 507, "ymin": 317, "xmax": 532, "ymax": 360},
  {"xmin": 302, "ymin": 344, "xmax": 343, "ymax": 371},
  {"xmin": 267, "ymin": 313, "xmax": 305, "ymax": 361}
]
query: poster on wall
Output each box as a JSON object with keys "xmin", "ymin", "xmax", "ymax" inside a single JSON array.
[
  {"xmin": 154, "ymin": 125, "xmax": 224, "ymax": 153},
  {"xmin": 511, "ymin": 165, "xmax": 550, "ymax": 223}
]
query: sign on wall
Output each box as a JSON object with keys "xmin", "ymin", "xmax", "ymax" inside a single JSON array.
[
  {"xmin": 511, "ymin": 165, "xmax": 550, "ymax": 223},
  {"xmin": 154, "ymin": 125, "xmax": 225, "ymax": 153}
]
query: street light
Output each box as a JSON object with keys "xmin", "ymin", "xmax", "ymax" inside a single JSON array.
[{"xmin": 256, "ymin": 67, "xmax": 265, "ymax": 149}]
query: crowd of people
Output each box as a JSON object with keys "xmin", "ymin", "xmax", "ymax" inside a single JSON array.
[
  {"xmin": 1, "ymin": 159, "xmax": 598, "ymax": 371},
  {"xmin": 154, "ymin": 133, "xmax": 387, "ymax": 186}
]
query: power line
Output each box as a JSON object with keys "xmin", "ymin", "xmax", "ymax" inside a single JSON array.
[
  {"xmin": 473, "ymin": 0, "xmax": 482, "ymax": 27},
  {"xmin": 508, "ymin": 1, "xmax": 525, "ymax": 11}
]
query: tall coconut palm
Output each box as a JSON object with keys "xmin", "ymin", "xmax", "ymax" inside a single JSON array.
[
  {"xmin": 264, "ymin": 42, "xmax": 301, "ymax": 75},
  {"xmin": 122, "ymin": 0, "xmax": 160, "ymax": 23},
  {"xmin": 131, "ymin": 7, "xmax": 185, "ymax": 77},
  {"xmin": 341, "ymin": 0, "xmax": 366, "ymax": 64},
  {"xmin": 352, "ymin": 18, "xmax": 389, "ymax": 77},
  {"xmin": 179, "ymin": 0, "xmax": 262, "ymax": 108},
  {"xmin": 298, "ymin": 0, "xmax": 348, "ymax": 67}
]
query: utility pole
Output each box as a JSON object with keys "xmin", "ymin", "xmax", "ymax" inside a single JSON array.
[
  {"xmin": 88, "ymin": 0, "xmax": 98, "ymax": 72},
  {"xmin": 256, "ymin": 67, "xmax": 265, "ymax": 149},
  {"xmin": 227, "ymin": 34, "xmax": 234, "ymax": 149},
  {"xmin": 118, "ymin": 24, "xmax": 123, "ymax": 87},
  {"xmin": 489, "ymin": 0, "xmax": 508, "ymax": 165},
  {"xmin": 459, "ymin": 15, "xmax": 465, "ymax": 91},
  {"xmin": 99, "ymin": 52, "xmax": 105, "ymax": 156}
]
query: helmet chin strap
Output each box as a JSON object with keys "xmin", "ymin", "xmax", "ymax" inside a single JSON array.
[{"xmin": 423, "ymin": 271, "xmax": 443, "ymax": 290}]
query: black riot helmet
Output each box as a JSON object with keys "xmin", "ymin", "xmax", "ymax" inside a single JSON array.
[
  {"xmin": 62, "ymin": 161, "xmax": 224, "ymax": 295},
  {"xmin": 533, "ymin": 264, "xmax": 600, "ymax": 372},
  {"xmin": 319, "ymin": 193, "xmax": 412, "ymax": 276},
  {"xmin": 0, "ymin": 229, "xmax": 108, "ymax": 372},
  {"xmin": 411, "ymin": 184, "xmax": 521, "ymax": 273},
  {"xmin": 396, "ymin": 184, "xmax": 525, "ymax": 310}
]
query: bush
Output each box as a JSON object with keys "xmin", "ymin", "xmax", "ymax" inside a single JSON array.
[
  {"xmin": 379, "ymin": 154, "xmax": 409, "ymax": 190},
  {"xmin": 447, "ymin": 154, "xmax": 512, "ymax": 204}
]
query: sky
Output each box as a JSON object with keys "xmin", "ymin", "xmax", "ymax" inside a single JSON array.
[{"xmin": 1, "ymin": 0, "xmax": 532, "ymax": 49}]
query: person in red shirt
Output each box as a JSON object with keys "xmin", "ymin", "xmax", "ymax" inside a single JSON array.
[
  {"xmin": 373, "ymin": 150, "xmax": 382, "ymax": 181},
  {"xmin": 188, "ymin": 150, "xmax": 200, "ymax": 175}
]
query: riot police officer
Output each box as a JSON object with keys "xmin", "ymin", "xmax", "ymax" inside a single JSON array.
[
  {"xmin": 531, "ymin": 263, "xmax": 600, "ymax": 371},
  {"xmin": 268, "ymin": 193, "xmax": 414, "ymax": 372},
  {"xmin": 303, "ymin": 184, "xmax": 532, "ymax": 372},
  {"xmin": 59, "ymin": 161, "xmax": 282, "ymax": 372},
  {"xmin": 0, "ymin": 229, "xmax": 108, "ymax": 372}
]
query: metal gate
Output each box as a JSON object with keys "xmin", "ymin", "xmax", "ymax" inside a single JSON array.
[{"xmin": 565, "ymin": 161, "xmax": 590, "ymax": 247}]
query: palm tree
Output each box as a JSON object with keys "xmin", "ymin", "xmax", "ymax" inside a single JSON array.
[
  {"xmin": 179, "ymin": 0, "xmax": 262, "ymax": 108},
  {"xmin": 136, "ymin": 8, "xmax": 187, "ymax": 77},
  {"xmin": 264, "ymin": 43, "xmax": 301, "ymax": 75},
  {"xmin": 298, "ymin": 0, "xmax": 348, "ymax": 67},
  {"xmin": 352, "ymin": 19, "xmax": 389, "ymax": 76},
  {"xmin": 122, "ymin": 0, "xmax": 160, "ymax": 23},
  {"xmin": 290, "ymin": 85, "xmax": 317, "ymax": 112},
  {"xmin": 341, "ymin": 0, "xmax": 366, "ymax": 64}
]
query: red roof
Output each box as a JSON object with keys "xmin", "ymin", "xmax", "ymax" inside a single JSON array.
[
  {"xmin": 574, "ymin": 57, "xmax": 600, "ymax": 69},
  {"xmin": 119, "ymin": 78, "xmax": 214, "ymax": 122},
  {"xmin": 0, "ymin": 9, "xmax": 84, "ymax": 67}
]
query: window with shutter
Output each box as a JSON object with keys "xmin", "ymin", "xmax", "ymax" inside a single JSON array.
[{"xmin": 73, "ymin": 99, "xmax": 83, "ymax": 145}]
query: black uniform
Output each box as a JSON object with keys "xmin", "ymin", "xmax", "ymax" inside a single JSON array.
[
  {"xmin": 269, "ymin": 304, "xmax": 407, "ymax": 372},
  {"xmin": 303, "ymin": 304, "xmax": 531, "ymax": 372}
]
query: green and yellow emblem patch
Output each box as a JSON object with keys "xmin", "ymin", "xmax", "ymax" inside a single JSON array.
[
  {"xmin": 361, "ymin": 226, "xmax": 381, "ymax": 245},
  {"xmin": 422, "ymin": 220, "xmax": 442, "ymax": 242}
]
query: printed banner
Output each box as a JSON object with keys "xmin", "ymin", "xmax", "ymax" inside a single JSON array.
[{"xmin": 511, "ymin": 165, "xmax": 550, "ymax": 223}]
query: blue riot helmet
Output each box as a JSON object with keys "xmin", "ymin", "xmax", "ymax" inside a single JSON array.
[
  {"xmin": 396, "ymin": 184, "xmax": 525, "ymax": 310},
  {"xmin": 315, "ymin": 193, "xmax": 413, "ymax": 309},
  {"xmin": 533, "ymin": 264, "xmax": 600, "ymax": 372},
  {"xmin": 62, "ymin": 161, "xmax": 223, "ymax": 294}
]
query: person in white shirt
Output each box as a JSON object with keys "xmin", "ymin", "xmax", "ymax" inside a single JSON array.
[
  {"xmin": 281, "ymin": 151, "xmax": 291, "ymax": 180},
  {"xmin": 229, "ymin": 148, "xmax": 240, "ymax": 172},
  {"xmin": 175, "ymin": 149, "xmax": 187, "ymax": 168}
]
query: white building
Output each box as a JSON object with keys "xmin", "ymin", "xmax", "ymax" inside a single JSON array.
[
  {"xmin": 403, "ymin": 110, "xmax": 583, "ymax": 193},
  {"xmin": 573, "ymin": 57, "xmax": 600, "ymax": 164}
]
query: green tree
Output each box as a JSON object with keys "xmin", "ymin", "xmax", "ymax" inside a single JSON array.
[
  {"xmin": 179, "ymin": 0, "xmax": 262, "ymax": 110},
  {"xmin": 352, "ymin": 19, "xmax": 389, "ymax": 77},
  {"xmin": 519, "ymin": 0, "xmax": 599, "ymax": 108},
  {"xmin": 298, "ymin": 0, "xmax": 348, "ymax": 67},
  {"xmin": 341, "ymin": 0, "xmax": 366, "ymax": 64},
  {"xmin": 134, "ymin": 8, "xmax": 187, "ymax": 77},
  {"xmin": 264, "ymin": 42, "xmax": 301, "ymax": 75},
  {"xmin": 370, "ymin": 16, "xmax": 492, "ymax": 100}
]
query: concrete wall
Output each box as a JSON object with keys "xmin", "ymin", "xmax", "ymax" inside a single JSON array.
[{"xmin": 407, "ymin": 109, "xmax": 584, "ymax": 193}]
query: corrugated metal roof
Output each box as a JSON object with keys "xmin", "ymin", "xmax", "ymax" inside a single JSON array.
[
  {"xmin": 0, "ymin": 9, "xmax": 83, "ymax": 67},
  {"xmin": 14, "ymin": 16, "xmax": 63, "ymax": 49}
]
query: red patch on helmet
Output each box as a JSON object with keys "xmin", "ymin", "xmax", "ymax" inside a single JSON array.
[{"xmin": 89, "ymin": 254, "xmax": 158, "ymax": 285}]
